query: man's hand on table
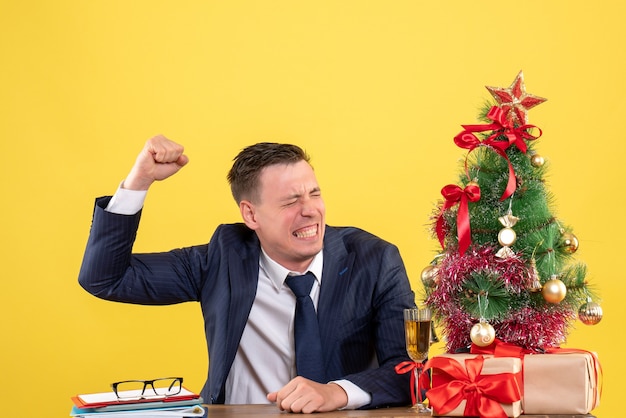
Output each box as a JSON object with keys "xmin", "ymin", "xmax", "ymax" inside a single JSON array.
[{"xmin": 267, "ymin": 377, "xmax": 349, "ymax": 413}]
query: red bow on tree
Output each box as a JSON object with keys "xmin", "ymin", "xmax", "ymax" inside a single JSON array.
[
  {"xmin": 453, "ymin": 106, "xmax": 542, "ymax": 200},
  {"xmin": 436, "ymin": 182, "xmax": 481, "ymax": 255}
]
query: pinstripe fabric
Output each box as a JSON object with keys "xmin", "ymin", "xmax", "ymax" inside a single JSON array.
[{"xmin": 79, "ymin": 196, "xmax": 415, "ymax": 408}]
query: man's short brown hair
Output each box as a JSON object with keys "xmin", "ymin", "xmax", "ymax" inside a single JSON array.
[{"xmin": 227, "ymin": 142, "xmax": 310, "ymax": 203}]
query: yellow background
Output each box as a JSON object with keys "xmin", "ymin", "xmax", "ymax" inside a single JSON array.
[{"xmin": 1, "ymin": 1, "xmax": 622, "ymax": 416}]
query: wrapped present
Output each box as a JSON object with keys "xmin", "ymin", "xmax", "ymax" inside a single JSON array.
[
  {"xmin": 424, "ymin": 354, "xmax": 522, "ymax": 418},
  {"xmin": 471, "ymin": 340, "xmax": 602, "ymax": 414},
  {"xmin": 522, "ymin": 350, "xmax": 601, "ymax": 414}
]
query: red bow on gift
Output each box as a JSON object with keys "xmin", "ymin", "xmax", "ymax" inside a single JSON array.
[
  {"xmin": 423, "ymin": 355, "xmax": 522, "ymax": 418},
  {"xmin": 436, "ymin": 182, "xmax": 481, "ymax": 255},
  {"xmin": 454, "ymin": 106, "xmax": 542, "ymax": 201}
]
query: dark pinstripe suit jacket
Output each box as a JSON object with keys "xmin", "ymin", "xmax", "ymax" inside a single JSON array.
[{"xmin": 79, "ymin": 196, "xmax": 415, "ymax": 408}]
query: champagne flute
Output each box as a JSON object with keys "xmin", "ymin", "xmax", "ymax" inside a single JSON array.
[{"xmin": 403, "ymin": 307, "xmax": 431, "ymax": 412}]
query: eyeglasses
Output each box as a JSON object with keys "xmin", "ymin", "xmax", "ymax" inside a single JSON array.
[{"xmin": 111, "ymin": 377, "xmax": 183, "ymax": 400}]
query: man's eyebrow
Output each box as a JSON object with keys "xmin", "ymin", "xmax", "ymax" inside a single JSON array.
[{"xmin": 281, "ymin": 187, "xmax": 321, "ymax": 201}]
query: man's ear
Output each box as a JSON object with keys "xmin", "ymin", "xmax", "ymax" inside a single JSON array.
[{"xmin": 240, "ymin": 200, "xmax": 258, "ymax": 230}]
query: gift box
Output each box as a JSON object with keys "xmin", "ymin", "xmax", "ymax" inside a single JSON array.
[
  {"xmin": 522, "ymin": 351, "xmax": 601, "ymax": 414},
  {"xmin": 425, "ymin": 354, "xmax": 522, "ymax": 418},
  {"xmin": 470, "ymin": 340, "xmax": 602, "ymax": 415}
]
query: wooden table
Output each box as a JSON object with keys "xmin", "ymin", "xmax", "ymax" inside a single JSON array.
[{"xmin": 203, "ymin": 404, "xmax": 596, "ymax": 417}]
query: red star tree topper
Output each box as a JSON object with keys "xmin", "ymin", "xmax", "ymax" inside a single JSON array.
[{"xmin": 486, "ymin": 70, "xmax": 547, "ymax": 126}]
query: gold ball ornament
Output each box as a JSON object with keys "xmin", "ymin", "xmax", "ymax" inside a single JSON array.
[
  {"xmin": 542, "ymin": 277, "xmax": 567, "ymax": 303},
  {"xmin": 559, "ymin": 232, "xmax": 579, "ymax": 254},
  {"xmin": 530, "ymin": 153, "xmax": 545, "ymax": 167},
  {"xmin": 578, "ymin": 301, "xmax": 603, "ymax": 325},
  {"xmin": 470, "ymin": 321, "xmax": 496, "ymax": 347},
  {"xmin": 420, "ymin": 265, "xmax": 440, "ymax": 288}
]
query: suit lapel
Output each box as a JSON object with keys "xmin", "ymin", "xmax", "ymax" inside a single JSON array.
[
  {"xmin": 318, "ymin": 227, "xmax": 355, "ymax": 363},
  {"xmin": 222, "ymin": 239, "xmax": 260, "ymax": 384}
]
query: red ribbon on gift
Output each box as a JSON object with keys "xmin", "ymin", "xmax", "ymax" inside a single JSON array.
[
  {"xmin": 470, "ymin": 338, "xmax": 532, "ymax": 401},
  {"xmin": 394, "ymin": 361, "xmax": 425, "ymax": 405},
  {"xmin": 454, "ymin": 106, "xmax": 542, "ymax": 201},
  {"xmin": 435, "ymin": 182, "xmax": 481, "ymax": 255},
  {"xmin": 423, "ymin": 355, "xmax": 522, "ymax": 418},
  {"xmin": 470, "ymin": 338, "xmax": 532, "ymax": 358}
]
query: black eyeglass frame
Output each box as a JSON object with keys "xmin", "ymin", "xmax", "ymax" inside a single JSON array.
[{"xmin": 111, "ymin": 377, "xmax": 184, "ymax": 400}]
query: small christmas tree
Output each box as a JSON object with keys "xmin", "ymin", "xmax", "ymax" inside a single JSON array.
[{"xmin": 423, "ymin": 71, "xmax": 602, "ymax": 353}]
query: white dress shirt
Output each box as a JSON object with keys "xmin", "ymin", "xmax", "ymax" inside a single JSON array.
[
  {"xmin": 224, "ymin": 248, "xmax": 323, "ymax": 403},
  {"xmin": 105, "ymin": 186, "xmax": 371, "ymax": 409}
]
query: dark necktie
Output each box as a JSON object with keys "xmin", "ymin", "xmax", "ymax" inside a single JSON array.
[{"xmin": 285, "ymin": 272, "xmax": 326, "ymax": 383}]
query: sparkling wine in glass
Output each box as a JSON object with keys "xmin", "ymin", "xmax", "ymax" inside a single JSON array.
[{"xmin": 403, "ymin": 307, "xmax": 431, "ymax": 412}]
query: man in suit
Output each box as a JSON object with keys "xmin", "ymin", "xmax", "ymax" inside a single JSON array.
[{"xmin": 78, "ymin": 135, "xmax": 415, "ymax": 413}]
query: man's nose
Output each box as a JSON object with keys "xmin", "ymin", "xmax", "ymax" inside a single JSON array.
[{"xmin": 300, "ymin": 199, "xmax": 317, "ymax": 215}]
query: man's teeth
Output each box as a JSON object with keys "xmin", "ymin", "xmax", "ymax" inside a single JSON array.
[{"xmin": 294, "ymin": 226, "xmax": 316, "ymax": 238}]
